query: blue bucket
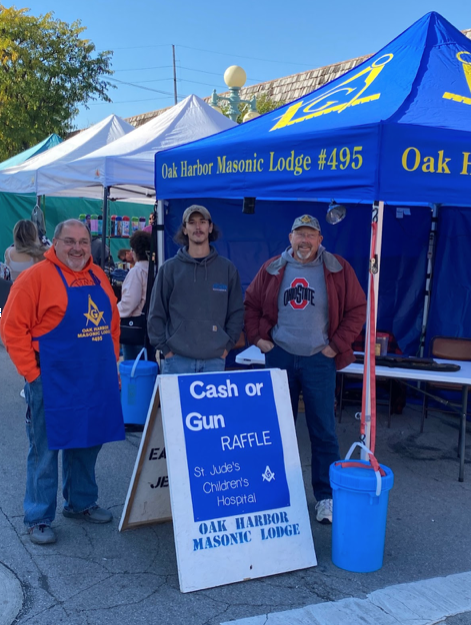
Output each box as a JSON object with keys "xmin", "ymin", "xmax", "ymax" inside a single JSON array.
[
  {"xmin": 119, "ymin": 348, "xmax": 158, "ymax": 425},
  {"xmin": 330, "ymin": 443, "xmax": 394, "ymax": 573}
]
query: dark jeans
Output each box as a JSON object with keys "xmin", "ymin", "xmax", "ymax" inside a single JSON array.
[{"xmin": 265, "ymin": 345, "xmax": 339, "ymax": 501}]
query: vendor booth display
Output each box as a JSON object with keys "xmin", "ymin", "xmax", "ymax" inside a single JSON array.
[{"xmin": 154, "ymin": 11, "xmax": 471, "ymax": 454}]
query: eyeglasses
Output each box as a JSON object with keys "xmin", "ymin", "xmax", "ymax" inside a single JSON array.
[
  {"xmin": 292, "ymin": 231, "xmax": 320, "ymax": 240},
  {"xmin": 57, "ymin": 238, "xmax": 91, "ymax": 247}
]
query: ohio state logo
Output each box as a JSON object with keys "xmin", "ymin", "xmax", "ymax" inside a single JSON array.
[{"xmin": 283, "ymin": 277, "xmax": 316, "ymax": 310}]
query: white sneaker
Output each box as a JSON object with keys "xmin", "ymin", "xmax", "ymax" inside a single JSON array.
[{"xmin": 315, "ymin": 498, "xmax": 333, "ymax": 524}]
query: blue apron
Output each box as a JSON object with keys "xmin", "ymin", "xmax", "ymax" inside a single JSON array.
[{"xmin": 33, "ymin": 266, "xmax": 125, "ymax": 450}]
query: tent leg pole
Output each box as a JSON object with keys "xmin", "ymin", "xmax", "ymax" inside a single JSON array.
[
  {"xmin": 418, "ymin": 203, "xmax": 439, "ymax": 358},
  {"xmin": 362, "ymin": 200, "xmax": 384, "ymax": 459},
  {"xmin": 157, "ymin": 200, "xmax": 165, "ymax": 270},
  {"xmin": 101, "ymin": 186, "xmax": 109, "ymax": 270}
]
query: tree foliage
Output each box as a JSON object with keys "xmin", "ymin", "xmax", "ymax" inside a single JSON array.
[
  {"xmin": 219, "ymin": 92, "xmax": 286, "ymax": 124},
  {"xmin": 0, "ymin": 5, "xmax": 114, "ymax": 161}
]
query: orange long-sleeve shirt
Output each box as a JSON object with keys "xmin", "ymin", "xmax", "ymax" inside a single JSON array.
[{"xmin": 0, "ymin": 247, "xmax": 120, "ymax": 383}]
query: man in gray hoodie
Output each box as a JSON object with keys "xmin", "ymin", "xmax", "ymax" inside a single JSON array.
[{"xmin": 148, "ymin": 205, "xmax": 244, "ymax": 374}]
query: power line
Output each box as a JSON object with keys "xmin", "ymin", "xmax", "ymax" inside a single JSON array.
[
  {"xmin": 102, "ymin": 42, "xmax": 314, "ymax": 68},
  {"xmin": 178, "ymin": 65, "xmax": 265, "ymax": 82},
  {"xmin": 114, "ymin": 65, "xmax": 174, "ymax": 73},
  {"xmin": 110, "ymin": 63, "xmax": 265, "ymax": 85},
  {"xmin": 99, "ymin": 44, "xmax": 170, "ymax": 51},
  {"xmin": 111, "ymin": 62, "xmax": 263, "ymax": 82},
  {"xmin": 121, "ymin": 77, "xmax": 174, "ymax": 84},
  {"xmin": 107, "ymin": 76, "xmax": 175, "ymax": 96},
  {"xmin": 124, "ymin": 76, "xmax": 226, "ymax": 89},
  {"xmin": 176, "ymin": 44, "xmax": 314, "ymax": 67},
  {"xmin": 89, "ymin": 96, "xmax": 176, "ymax": 106},
  {"xmin": 177, "ymin": 78, "xmax": 227, "ymax": 88}
]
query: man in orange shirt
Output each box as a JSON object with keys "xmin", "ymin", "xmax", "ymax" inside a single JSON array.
[{"xmin": 1, "ymin": 219, "xmax": 125, "ymax": 545}]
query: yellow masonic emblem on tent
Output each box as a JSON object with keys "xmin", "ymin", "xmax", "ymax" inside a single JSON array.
[
  {"xmin": 443, "ymin": 51, "xmax": 471, "ymax": 106},
  {"xmin": 270, "ymin": 54, "xmax": 393, "ymax": 131},
  {"xmin": 84, "ymin": 295, "xmax": 104, "ymax": 326}
]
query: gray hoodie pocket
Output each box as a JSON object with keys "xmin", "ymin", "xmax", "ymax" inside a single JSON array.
[{"xmin": 167, "ymin": 319, "xmax": 230, "ymax": 359}]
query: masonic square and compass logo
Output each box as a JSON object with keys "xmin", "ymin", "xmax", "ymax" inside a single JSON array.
[{"xmin": 84, "ymin": 294, "xmax": 105, "ymax": 327}]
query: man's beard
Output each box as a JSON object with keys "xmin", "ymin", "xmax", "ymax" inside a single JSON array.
[
  {"xmin": 295, "ymin": 247, "xmax": 312, "ymax": 260},
  {"xmin": 66, "ymin": 255, "xmax": 87, "ymax": 271}
]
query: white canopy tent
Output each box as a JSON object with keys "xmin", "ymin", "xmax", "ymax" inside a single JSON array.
[
  {"xmin": 37, "ymin": 95, "xmax": 237, "ymax": 200},
  {"xmin": 0, "ymin": 97, "xmax": 236, "ymax": 267},
  {"xmin": 0, "ymin": 115, "xmax": 135, "ymax": 197}
]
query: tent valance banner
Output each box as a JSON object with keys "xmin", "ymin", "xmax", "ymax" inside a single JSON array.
[{"xmin": 154, "ymin": 12, "xmax": 471, "ymax": 206}]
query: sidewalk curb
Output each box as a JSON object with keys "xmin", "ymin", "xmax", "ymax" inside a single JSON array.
[{"xmin": 0, "ymin": 563, "xmax": 23, "ymax": 625}]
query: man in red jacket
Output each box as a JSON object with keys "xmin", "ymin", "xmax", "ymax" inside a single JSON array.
[{"xmin": 244, "ymin": 214, "xmax": 366, "ymax": 524}]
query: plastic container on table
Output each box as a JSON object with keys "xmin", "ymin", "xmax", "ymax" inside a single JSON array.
[
  {"xmin": 90, "ymin": 214, "xmax": 98, "ymax": 236},
  {"xmin": 122, "ymin": 216, "xmax": 130, "ymax": 238},
  {"xmin": 138, "ymin": 216, "xmax": 146, "ymax": 230},
  {"xmin": 115, "ymin": 216, "xmax": 123, "ymax": 237},
  {"xmin": 330, "ymin": 442, "xmax": 394, "ymax": 573},
  {"xmin": 79, "ymin": 213, "xmax": 87, "ymax": 226},
  {"xmin": 110, "ymin": 215, "xmax": 116, "ymax": 237},
  {"xmin": 376, "ymin": 332, "xmax": 389, "ymax": 356},
  {"xmin": 97, "ymin": 215, "xmax": 103, "ymax": 236},
  {"xmin": 131, "ymin": 216, "xmax": 139, "ymax": 234}
]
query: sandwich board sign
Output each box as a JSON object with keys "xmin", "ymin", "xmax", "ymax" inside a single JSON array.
[
  {"xmin": 119, "ymin": 385, "xmax": 171, "ymax": 531},
  {"xmin": 160, "ymin": 368, "xmax": 317, "ymax": 593}
]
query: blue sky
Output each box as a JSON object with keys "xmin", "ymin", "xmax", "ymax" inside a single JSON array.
[{"xmin": 19, "ymin": 0, "xmax": 470, "ymax": 129}]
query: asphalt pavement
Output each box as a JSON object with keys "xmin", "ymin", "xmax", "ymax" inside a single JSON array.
[{"xmin": 1, "ymin": 342, "xmax": 470, "ymax": 625}]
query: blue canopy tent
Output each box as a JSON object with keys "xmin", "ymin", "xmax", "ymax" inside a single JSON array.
[
  {"xmin": 154, "ymin": 12, "xmax": 471, "ymax": 448},
  {"xmin": 154, "ymin": 11, "xmax": 471, "ymax": 344},
  {"xmin": 155, "ymin": 12, "xmax": 471, "ymax": 205}
]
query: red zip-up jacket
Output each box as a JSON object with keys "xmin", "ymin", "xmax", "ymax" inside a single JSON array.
[{"xmin": 244, "ymin": 251, "xmax": 366, "ymax": 371}]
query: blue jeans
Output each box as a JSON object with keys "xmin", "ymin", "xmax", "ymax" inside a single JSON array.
[
  {"xmin": 24, "ymin": 376, "xmax": 101, "ymax": 528},
  {"xmin": 265, "ymin": 345, "xmax": 339, "ymax": 501},
  {"xmin": 162, "ymin": 354, "xmax": 226, "ymax": 374}
]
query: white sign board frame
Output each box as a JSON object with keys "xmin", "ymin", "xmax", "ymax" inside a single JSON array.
[
  {"xmin": 160, "ymin": 368, "xmax": 317, "ymax": 593},
  {"xmin": 119, "ymin": 385, "xmax": 172, "ymax": 530}
]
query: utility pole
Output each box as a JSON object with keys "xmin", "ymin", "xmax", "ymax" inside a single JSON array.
[{"xmin": 172, "ymin": 45, "xmax": 177, "ymax": 105}]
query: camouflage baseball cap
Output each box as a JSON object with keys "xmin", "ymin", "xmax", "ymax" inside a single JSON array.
[
  {"xmin": 291, "ymin": 214, "xmax": 321, "ymax": 232},
  {"xmin": 182, "ymin": 205, "xmax": 212, "ymax": 223}
]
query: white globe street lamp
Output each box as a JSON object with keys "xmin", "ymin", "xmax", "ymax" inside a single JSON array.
[{"xmin": 210, "ymin": 65, "xmax": 260, "ymax": 123}]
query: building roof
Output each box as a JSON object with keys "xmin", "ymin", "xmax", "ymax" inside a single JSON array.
[{"xmin": 124, "ymin": 28, "xmax": 470, "ymax": 128}]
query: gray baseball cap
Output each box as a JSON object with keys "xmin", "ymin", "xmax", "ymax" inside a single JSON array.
[
  {"xmin": 182, "ymin": 205, "xmax": 212, "ymax": 223},
  {"xmin": 291, "ymin": 214, "xmax": 321, "ymax": 232}
]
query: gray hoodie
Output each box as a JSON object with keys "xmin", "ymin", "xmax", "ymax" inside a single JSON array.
[{"xmin": 147, "ymin": 246, "xmax": 244, "ymax": 359}]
